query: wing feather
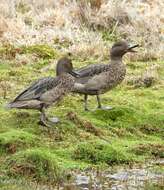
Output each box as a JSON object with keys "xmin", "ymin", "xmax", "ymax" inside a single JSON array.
[
  {"xmin": 13, "ymin": 77, "xmax": 60, "ymax": 102},
  {"xmin": 75, "ymin": 64, "xmax": 110, "ymax": 84}
]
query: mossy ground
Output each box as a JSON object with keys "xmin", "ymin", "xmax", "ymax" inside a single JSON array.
[{"xmin": 0, "ymin": 44, "xmax": 164, "ymax": 184}]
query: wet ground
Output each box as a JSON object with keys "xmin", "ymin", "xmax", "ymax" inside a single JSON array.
[
  {"xmin": 63, "ymin": 159, "xmax": 164, "ymax": 190},
  {"xmin": 0, "ymin": 159, "xmax": 163, "ymax": 190}
]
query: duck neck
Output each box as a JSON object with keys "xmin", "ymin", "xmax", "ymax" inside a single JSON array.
[
  {"xmin": 110, "ymin": 55, "xmax": 123, "ymax": 64},
  {"xmin": 58, "ymin": 72, "xmax": 67, "ymax": 77}
]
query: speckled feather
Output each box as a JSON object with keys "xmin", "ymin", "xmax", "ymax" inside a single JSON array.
[
  {"xmin": 9, "ymin": 74, "xmax": 75, "ymax": 109},
  {"xmin": 74, "ymin": 61, "xmax": 126, "ymax": 95}
]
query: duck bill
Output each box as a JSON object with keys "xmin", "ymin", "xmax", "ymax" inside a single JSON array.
[
  {"xmin": 127, "ymin": 44, "xmax": 139, "ymax": 53},
  {"xmin": 69, "ymin": 70, "xmax": 80, "ymax": 77}
]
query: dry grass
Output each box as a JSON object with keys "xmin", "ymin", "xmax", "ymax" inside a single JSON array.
[
  {"xmin": 125, "ymin": 64, "xmax": 162, "ymax": 88},
  {"xmin": 0, "ymin": 0, "xmax": 163, "ymax": 60}
]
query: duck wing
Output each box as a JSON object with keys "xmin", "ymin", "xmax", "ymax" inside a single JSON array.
[
  {"xmin": 75, "ymin": 63, "xmax": 110, "ymax": 84},
  {"xmin": 13, "ymin": 76, "xmax": 60, "ymax": 102}
]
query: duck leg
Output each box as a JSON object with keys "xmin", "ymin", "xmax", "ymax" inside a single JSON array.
[
  {"xmin": 39, "ymin": 107, "xmax": 50, "ymax": 127},
  {"xmin": 96, "ymin": 95, "xmax": 113, "ymax": 110},
  {"xmin": 84, "ymin": 94, "xmax": 89, "ymax": 111},
  {"xmin": 39, "ymin": 107, "xmax": 59, "ymax": 127},
  {"xmin": 96, "ymin": 94, "xmax": 102, "ymax": 109}
]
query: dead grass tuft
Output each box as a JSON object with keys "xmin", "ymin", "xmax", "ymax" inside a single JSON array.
[
  {"xmin": 0, "ymin": 81, "xmax": 12, "ymax": 99},
  {"xmin": 126, "ymin": 64, "xmax": 160, "ymax": 88},
  {"xmin": 139, "ymin": 124, "xmax": 162, "ymax": 135},
  {"xmin": 133, "ymin": 143, "xmax": 164, "ymax": 158},
  {"xmin": 0, "ymin": 0, "xmax": 163, "ymax": 59},
  {"xmin": 67, "ymin": 111, "xmax": 102, "ymax": 136}
]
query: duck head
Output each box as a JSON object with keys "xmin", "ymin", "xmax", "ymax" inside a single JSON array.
[
  {"xmin": 110, "ymin": 40, "xmax": 139, "ymax": 60},
  {"xmin": 56, "ymin": 57, "xmax": 79, "ymax": 77}
]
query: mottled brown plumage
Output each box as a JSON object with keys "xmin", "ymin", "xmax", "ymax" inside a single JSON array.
[
  {"xmin": 73, "ymin": 41, "xmax": 139, "ymax": 110},
  {"xmin": 7, "ymin": 57, "xmax": 79, "ymax": 127}
]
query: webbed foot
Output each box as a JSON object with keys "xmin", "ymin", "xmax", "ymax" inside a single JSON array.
[
  {"xmin": 48, "ymin": 117, "xmax": 60, "ymax": 124},
  {"xmin": 84, "ymin": 107, "xmax": 90, "ymax": 111},
  {"xmin": 96, "ymin": 106, "xmax": 113, "ymax": 110},
  {"xmin": 38, "ymin": 119, "xmax": 52, "ymax": 128},
  {"xmin": 96, "ymin": 95, "xmax": 113, "ymax": 111}
]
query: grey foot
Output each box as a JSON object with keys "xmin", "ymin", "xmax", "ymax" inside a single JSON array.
[
  {"xmin": 84, "ymin": 107, "xmax": 90, "ymax": 111},
  {"xmin": 97, "ymin": 106, "xmax": 113, "ymax": 110},
  {"xmin": 38, "ymin": 120, "xmax": 52, "ymax": 128},
  {"xmin": 48, "ymin": 117, "xmax": 60, "ymax": 124}
]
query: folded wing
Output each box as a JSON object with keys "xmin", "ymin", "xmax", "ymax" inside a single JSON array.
[
  {"xmin": 75, "ymin": 64, "xmax": 110, "ymax": 84},
  {"xmin": 13, "ymin": 77, "xmax": 60, "ymax": 102}
]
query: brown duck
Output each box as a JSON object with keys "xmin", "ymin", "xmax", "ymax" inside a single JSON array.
[
  {"xmin": 7, "ymin": 57, "xmax": 79, "ymax": 127},
  {"xmin": 73, "ymin": 41, "xmax": 139, "ymax": 110}
]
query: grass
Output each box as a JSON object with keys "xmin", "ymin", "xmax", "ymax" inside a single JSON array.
[
  {"xmin": 20, "ymin": 44, "xmax": 59, "ymax": 59},
  {"xmin": 0, "ymin": 129, "xmax": 38, "ymax": 154},
  {"xmin": 0, "ymin": 44, "xmax": 163, "ymax": 185},
  {"xmin": 5, "ymin": 148, "xmax": 64, "ymax": 183},
  {"xmin": 0, "ymin": 44, "xmax": 59, "ymax": 60},
  {"xmin": 73, "ymin": 140, "xmax": 136, "ymax": 164},
  {"xmin": 1, "ymin": 1, "xmax": 163, "ymax": 60}
]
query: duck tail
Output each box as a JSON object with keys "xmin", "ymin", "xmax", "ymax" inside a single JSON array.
[
  {"xmin": 6, "ymin": 100, "xmax": 42, "ymax": 110},
  {"xmin": 6, "ymin": 101, "xmax": 24, "ymax": 109}
]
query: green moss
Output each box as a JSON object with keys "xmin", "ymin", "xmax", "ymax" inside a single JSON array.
[
  {"xmin": 0, "ymin": 44, "xmax": 59, "ymax": 60},
  {"xmin": 32, "ymin": 59, "xmax": 50, "ymax": 70},
  {"xmin": 73, "ymin": 140, "xmax": 134, "ymax": 164},
  {"xmin": 6, "ymin": 148, "xmax": 64, "ymax": 183},
  {"xmin": 21, "ymin": 44, "xmax": 58, "ymax": 59},
  {"xmin": 91, "ymin": 106, "xmax": 135, "ymax": 121},
  {"xmin": 0, "ymin": 130, "xmax": 38, "ymax": 154},
  {"xmin": 4, "ymin": 147, "xmax": 87, "ymax": 183},
  {"xmin": 0, "ymin": 52, "xmax": 163, "ymax": 183}
]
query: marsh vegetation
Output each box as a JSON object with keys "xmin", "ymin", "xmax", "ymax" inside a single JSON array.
[{"xmin": 0, "ymin": 0, "xmax": 163, "ymax": 189}]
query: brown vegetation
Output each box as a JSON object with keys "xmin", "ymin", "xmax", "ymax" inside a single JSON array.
[{"xmin": 0, "ymin": 0, "xmax": 163, "ymax": 60}]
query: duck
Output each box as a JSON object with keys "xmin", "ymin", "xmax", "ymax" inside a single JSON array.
[
  {"xmin": 7, "ymin": 57, "xmax": 79, "ymax": 127},
  {"xmin": 73, "ymin": 40, "xmax": 139, "ymax": 110}
]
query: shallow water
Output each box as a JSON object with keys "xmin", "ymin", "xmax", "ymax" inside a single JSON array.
[
  {"xmin": 0, "ymin": 160, "xmax": 163, "ymax": 190},
  {"xmin": 63, "ymin": 159, "xmax": 164, "ymax": 190}
]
